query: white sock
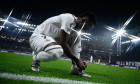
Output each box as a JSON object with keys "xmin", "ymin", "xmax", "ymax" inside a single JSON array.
[
  {"xmin": 36, "ymin": 48, "xmax": 63, "ymax": 62},
  {"xmin": 36, "ymin": 51, "xmax": 53, "ymax": 62}
]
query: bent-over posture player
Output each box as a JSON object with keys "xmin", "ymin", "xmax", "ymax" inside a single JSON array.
[{"xmin": 29, "ymin": 12, "xmax": 96, "ymax": 78}]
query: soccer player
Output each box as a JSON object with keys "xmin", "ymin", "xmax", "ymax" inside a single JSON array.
[{"xmin": 29, "ymin": 12, "xmax": 96, "ymax": 78}]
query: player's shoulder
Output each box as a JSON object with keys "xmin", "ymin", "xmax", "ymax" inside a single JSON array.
[
  {"xmin": 59, "ymin": 13, "xmax": 76, "ymax": 19},
  {"xmin": 59, "ymin": 13, "xmax": 77, "ymax": 22},
  {"xmin": 60, "ymin": 13, "xmax": 74, "ymax": 16}
]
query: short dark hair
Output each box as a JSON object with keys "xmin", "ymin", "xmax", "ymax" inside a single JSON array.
[{"xmin": 79, "ymin": 11, "xmax": 97, "ymax": 25}]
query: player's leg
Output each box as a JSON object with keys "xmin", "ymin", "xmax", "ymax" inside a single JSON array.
[
  {"xmin": 35, "ymin": 45, "xmax": 63, "ymax": 62},
  {"xmin": 31, "ymin": 47, "xmax": 63, "ymax": 71},
  {"xmin": 68, "ymin": 33, "xmax": 91, "ymax": 78},
  {"xmin": 31, "ymin": 51, "xmax": 40, "ymax": 71},
  {"xmin": 29, "ymin": 35, "xmax": 63, "ymax": 71},
  {"xmin": 70, "ymin": 44, "xmax": 91, "ymax": 78}
]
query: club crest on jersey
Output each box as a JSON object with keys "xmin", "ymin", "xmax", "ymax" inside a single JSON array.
[
  {"xmin": 70, "ymin": 23, "xmax": 76, "ymax": 28},
  {"xmin": 46, "ymin": 38, "xmax": 50, "ymax": 41}
]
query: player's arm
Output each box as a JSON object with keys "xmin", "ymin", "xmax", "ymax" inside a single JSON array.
[{"xmin": 59, "ymin": 29, "xmax": 85, "ymax": 70}]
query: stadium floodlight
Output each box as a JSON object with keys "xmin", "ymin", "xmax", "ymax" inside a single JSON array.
[
  {"xmin": 77, "ymin": 30, "xmax": 82, "ymax": 36},
  {"xmin": 0, "ymin": 26, "xmax": 4, "ymax": 28},
  {"xmin": 106, "ymin": 26, "xmax": 140, "ymax": 41},
  {"xmin": 105, "ymin": 12, "xmax": 140, "ymax": 54},
  {"xmin": 2, "ymin": 8, "xmax": 14, "ymax": 27},
  {"xmin": 116, "ymin": 29, "xmax": 125, "ymax": 36},
  {"xmin": 105, "ymin": 12, "xmax": 137, "ymax": 47},
  {"xmin": 0, "ymin": 19, "xmax": 10, "ymax": 23},
  {"xmin": 16, "ymin": 22, "xmax": 28, "ymax": 26},
  {"xmin": 121, "ymin": 40, "xmax": 131, "ymax": 44},
  {"xmin": 4, "ymin": 19, "xmax": 8, "ymax": 23},
  {"xmin": 72, "ymin": 21, "xmax": 86, "ymax": 44},
  {"xmin": 70, "ymin": 21, "xmax": 92, "ymax": 45},
  {"xmin": 131, "ymin": 38, "xmax": 140, "ymax": 42},
  {"xmin": 82, "ymin": 32, "xmax": 91, "ymax": 35}
]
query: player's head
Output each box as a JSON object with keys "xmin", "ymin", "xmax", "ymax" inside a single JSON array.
[{"xmin": 76, "ymin": 11, "xmax": 97, "ymax": 31}]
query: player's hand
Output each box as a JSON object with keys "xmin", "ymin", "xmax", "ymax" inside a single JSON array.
[
  {"xmin": 76, "ymin": 60, "xmax": 86, "ymax": 71},
  {"xmin": 83, "ymin": 62, "xmax": 87, "ymax": 68}
]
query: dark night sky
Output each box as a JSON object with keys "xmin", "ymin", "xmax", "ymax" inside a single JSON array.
[{"xmin": 0, "ymin": 0, "xmax": 140, "ymax": 35}]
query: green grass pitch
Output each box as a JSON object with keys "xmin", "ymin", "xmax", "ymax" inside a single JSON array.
[{"xmin": 0, "ymin": 52, "xmax": 140, "ymax": 84}]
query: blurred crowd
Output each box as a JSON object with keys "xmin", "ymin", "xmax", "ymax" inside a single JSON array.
[{"xmin": 0, "ymin": 35, "xmax": 32, "ymax": 53}]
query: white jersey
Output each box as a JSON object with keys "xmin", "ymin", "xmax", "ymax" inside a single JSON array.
[
  {"xmin": 32, "ymin": 13, "xmax": 77, "ymax": 42},
  {"xmin": 30, "ymin": 13, "xmax": 81, "ymax": 58}
]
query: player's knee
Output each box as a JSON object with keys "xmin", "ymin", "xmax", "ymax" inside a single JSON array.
[
  {"xmin": 52, "ymin": 48, "xmax": 63, "ymax": 60},
  {"xmin": 44, "ymin": 44, "xmax": 63, "ymax": 60}
]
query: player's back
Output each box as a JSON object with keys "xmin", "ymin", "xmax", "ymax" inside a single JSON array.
[{"xmin": 32, "ymin": 13, "xmax": 76, "ymax": 41}]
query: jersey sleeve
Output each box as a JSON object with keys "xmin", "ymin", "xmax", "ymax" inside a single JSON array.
[{"xmin": 61, "ymin": 14, "xmax": 76, "ymax": 34}]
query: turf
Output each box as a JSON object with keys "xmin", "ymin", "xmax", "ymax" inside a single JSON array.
[{"xmin": 0, "ymin": 52, "xmax": 140, "ymax": 84}]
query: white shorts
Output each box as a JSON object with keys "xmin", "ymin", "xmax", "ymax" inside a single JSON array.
[{"xmin": 29, "ymin": 35, "xmax": 61, "ymax": 52}]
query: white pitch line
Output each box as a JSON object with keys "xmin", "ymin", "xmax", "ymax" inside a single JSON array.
[{"xmin": 0, "ymin": 72, "xmax": 101, "ymax": 84}]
